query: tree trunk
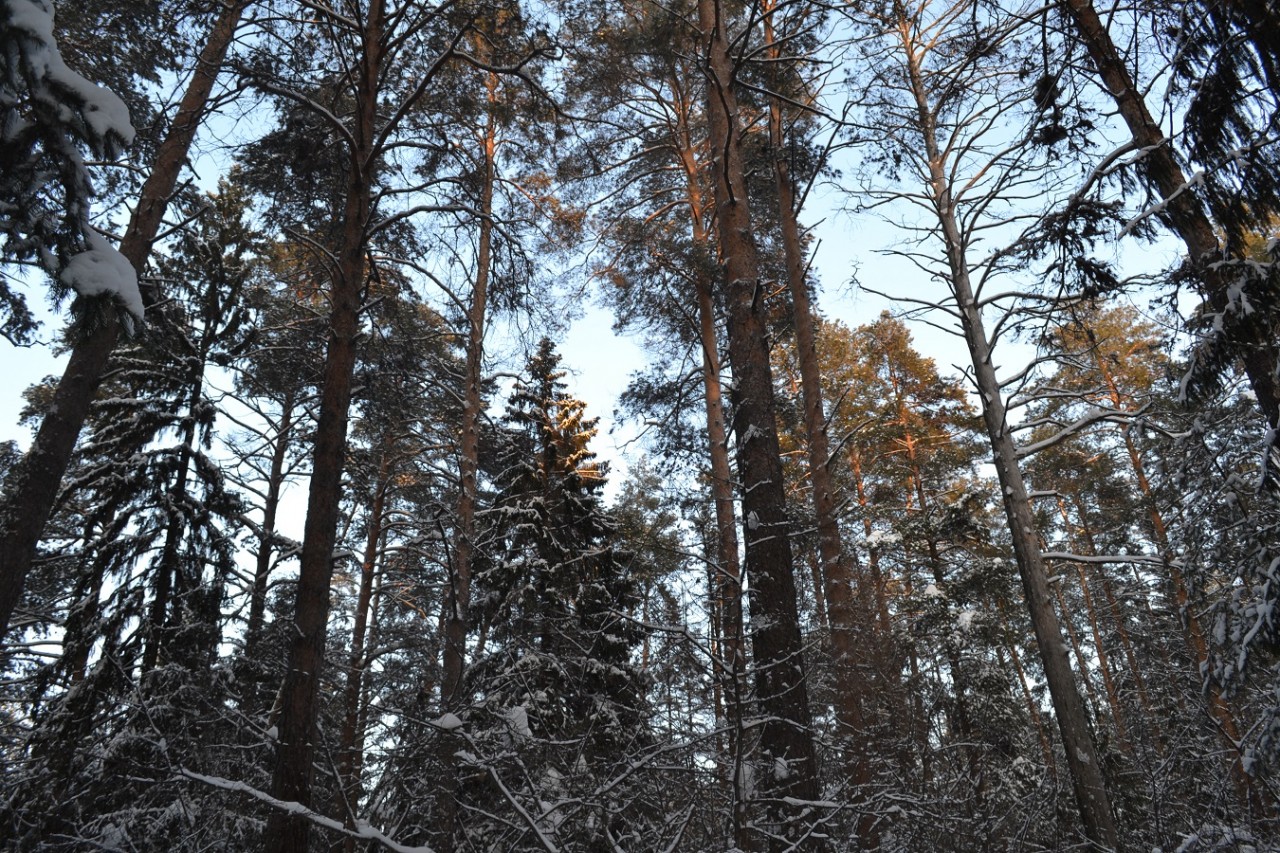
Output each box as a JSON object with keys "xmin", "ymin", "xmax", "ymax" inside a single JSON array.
[
  {"xmin": 673, "ymin": 108, "xmax": 752, "ymax": 847},
  {"xmin": 0, "ymin": 0, "xmax": 251, "ymax": 639},
  {"xmin": 995, "ymin": 611, "xmax": 1057, "ymax": 774},
  {"xmin": 696, "ymin": 0, "xmax": 821, "ymax": 844},
  {"xmin": 1060, "ymin": 0, "xmax": 1280, "ymax": 441},
  {"xmin": 851, "ymin": 454, "xmax": 895, "ymax": 660},
  {"xmin": 759, "ymin": 0, "xmax": 873, "ymax": 822},
  {"xmin": 1068, "ymin": 494, "xmax": 1163, "ymax": 750},
  {"xmin": 906, "ymin": 453, "xmax": 984, "ymax": 800},
  {"xmin": 333, "ymin": 452, "xmax": 390, "ymax": 853},
  {"xmin": 241, "ymin": 392, "xmax": 297, "ymax": 713},
  {"xmin": 957, "ymin": 301, "xmax": 1118, "ymax": 849},
  {"xmin": 262, "ymin": 2, "xmax": 384, "ymax": 849},
  {"xmin": 895, "ymin": 13, "xmax": 1119, "ymax": 844},
  {"xmin": 436, "ymin": 67, "xmax": 498, "ymax": 853}
]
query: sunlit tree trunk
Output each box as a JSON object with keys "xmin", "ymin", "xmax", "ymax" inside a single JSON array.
[
  {"xmin": 435, "ymin": 65, "xmax": 499, "ymax": 853},
  {"xmin": 759, "ymin": 1, "xmax": 873, "ymax": 824},
  {"xmin": 672, "ymin": 102, "xmax": 752, "ymax": 846}
]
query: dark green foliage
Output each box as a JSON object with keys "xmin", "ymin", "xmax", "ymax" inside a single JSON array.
[
  {"xmin": 0, "ymin": 182, "xmax": 260, "ymax": 848},
  {"xmin": 1165, "ymin": 1, "xmax": 1280, "ymax": 253},
  {"xmin": 457, "ymin": 338, "xmax": 651, "ymax": 850}
]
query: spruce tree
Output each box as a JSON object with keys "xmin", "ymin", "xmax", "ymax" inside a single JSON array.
[{"xmin": 460, "ymin": 338, "xmax": 649, "ymax": 851}]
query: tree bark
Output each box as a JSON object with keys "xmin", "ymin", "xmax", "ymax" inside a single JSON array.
[
  {"xmin": 262, "ymin": 1, "xmax": 384, "ymax": 849},
  {"xmin": 1054, "ymin": 499, "xmax": 1132, "ymax": 754},
  {"xmin": 955, "ymin": 291, "xmax": 1119, "ymax": 849},
  {"xmin": 436, "ymin": 67, "xmax": 499, "ymax": 853},
  {"xmin": 0, "ymin": 0, "xmax": 251, "ymax": 639},
  {"xmin": 759, "ymin": 1, "xmax": 874, "ymax": 823},
  {"xmin": 696, "ymin": 0, "xmax": 821, "ymax": 845},
  {"xmin": 895, "ymin": 12, "xmax": 1118, "ymax": 844},
  {"xmin": 996, "ymin": 608, "xmax": 1057, "ymax": 775},
  {"xmin": 673, "ymin": 93, "xmax": 750, "ymax": 848}
]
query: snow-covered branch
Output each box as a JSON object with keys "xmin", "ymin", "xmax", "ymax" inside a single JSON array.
[{"xmin": 179, "ymin": 770, "xmax": 436, "ymax": 853}]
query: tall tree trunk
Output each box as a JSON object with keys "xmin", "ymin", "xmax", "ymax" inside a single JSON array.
[
  {"xmin": 896, "ymin": 13, "xmax": 1119, "ymax": 845},
  {"xmin": 0, "ymin": 0, "xmax": 251, "ymax": 638},
  {"xmin": 1059, "ymin": 0, "xmax": 1280, "ymax": 444},
  {"xmin": 1048, "ymin": 569, "xmax": 1103, "ymax": 718},
  {"xmin": 956, "ymin": 295, "xmax": 1118, "ymax": 849},
  {"xmin": 696, "ymin": 0, "xmax": 821, "ymax": 844},
  {"xmin": 333, "ymin": 452, "xmax": 390, "ymax": 853},
  {"xmin": 263, "ymin": 2, "xmax": 385, "ymax": 849},
  {"xmin": 759, "ymin": 0, "xmax": 873, "ymax": 820},
  {"xmin": 673, "ymin": 108, "xmax": 752, "ymax": 848},
  {"xmin": 436, "ymin": 67, "xmax": 498, "ymax": 853},
  {"xmin": 851, "ymin": 454, "xmax": 895, "ymax": 658},
  {"xmin": 241, "ymin": 392, "xmax": 298, "ymax": 713}
]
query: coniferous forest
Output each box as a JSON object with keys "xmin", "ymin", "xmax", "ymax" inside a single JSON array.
[{"xmin": 3, "ymin": 0, "xmax": 1280, "ymax": 850}]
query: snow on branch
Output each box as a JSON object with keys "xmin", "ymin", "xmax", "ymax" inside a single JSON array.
[
  {"xmin": 1040, "ymin": 551, "xmax": 1179, "ymax": 569},
  {"xmin": 60, "ymin": 229, "xmax": 142, "ymax": 320},
  {"xmin": 4, "ymin": 0, "xmax": 134, "ymax": 148},
  {"xmin": 179, "ymin": 769, "xmax": 436, "ymax": 853},
  {"xmin": 1014, "ymin": 404, "xmax": 1142, "ymax": 460},
  {"xmin": 1118, "ymin": 164, "xmax": 1205, "ymax": 240},
  {"xmin": 3, "ymin": 0, "xmax": 143, "ymax": 322}
]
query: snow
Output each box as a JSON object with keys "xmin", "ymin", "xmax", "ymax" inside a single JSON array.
[
  {"xmin": 60, "ymin": 230, "xmax": 143, "ymax": 321},
  {"xmin": 780, "ymin": 796, "xmax": 842, "ymax": 809},
  {"xmin": 5, "ymin": 0, "xmax": 135, "ymax": 147},
  {"xmin": 1118, "ymin": 165, "xmax": 1204, "ymax": 239},
  {"xmin": 865, "ymin": 529, "xmax": 901, "ymax": 549},
  {"xmin": 506, "ymin": 705, "xmax": 532, "ymax": 739},
  {"xmin": 181, "ymin": 769, "xmax": 437, "ymax": 853},
  {"xmin": 432, "ymin": 712, "xmax": 464, "ymax": 731}
]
